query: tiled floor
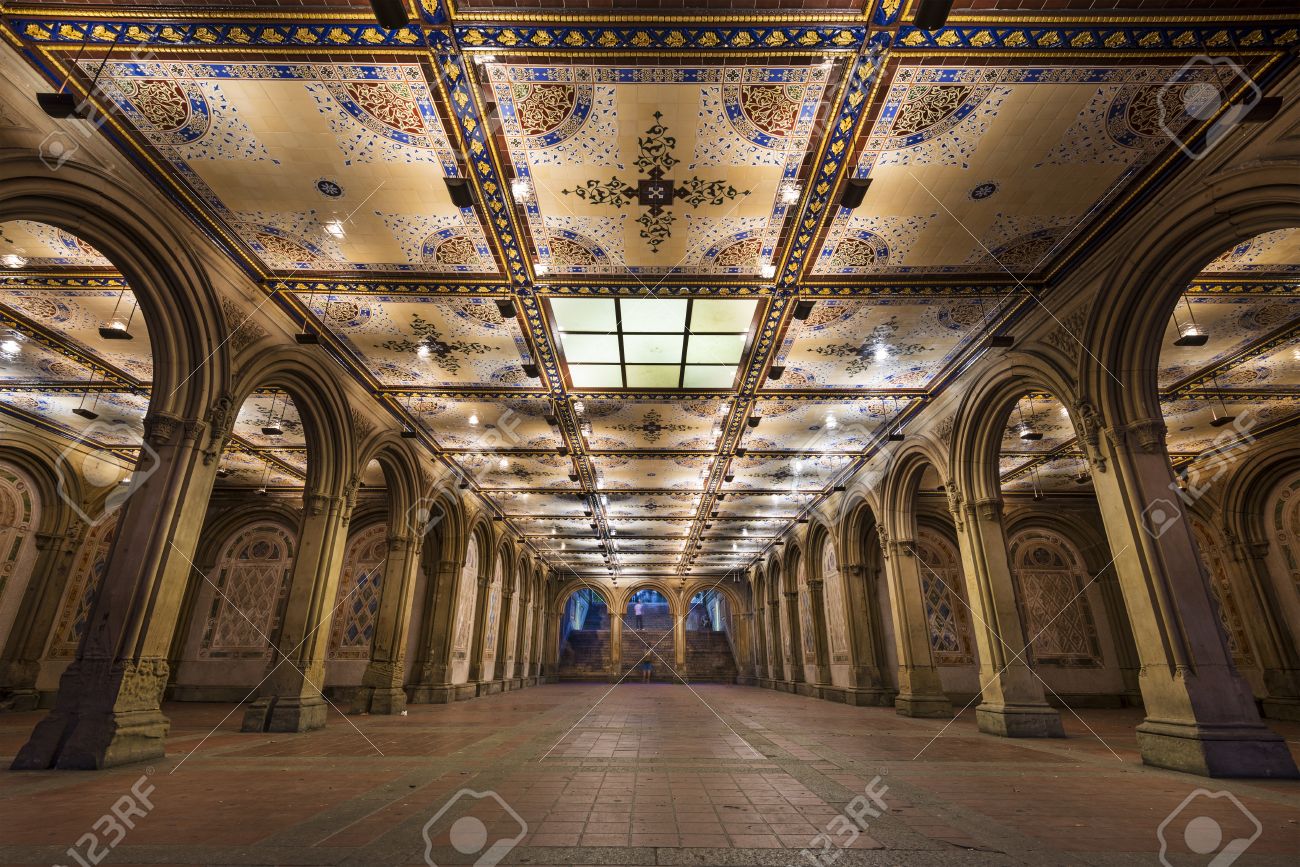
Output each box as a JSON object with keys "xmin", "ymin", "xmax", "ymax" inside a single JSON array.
[{"xmin": 1, "ymin": 684, "xmax": 1298, "ymax": 865}]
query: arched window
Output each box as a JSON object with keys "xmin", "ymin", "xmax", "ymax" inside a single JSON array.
[
  {"xmin": 49, "ymin": 515, "xmax": 118, "ymax": 659},
  {"xmin": 819, "ymin": 540, "xmax": 851, "ymax": 663},
  {"xmin": 1190, "ymin": 520, "xmax": 1254, "ymax": 667},
  {"xmin": 328, "ymin": 523, "xmax": 387, "ymax": 660},
  {"xmin": 0, "ymin": 464, "xmax": 39, "ymax": 648},
  {"xmin": 451, "ymin": 535, "xmax": 480, "ymax": 660},
  {"xmin": 1007, "ymin": 529, "xmax": 1102, "ymax": 666},
  {"xmin": 199, "ymin": 523, "xmax": 295, "ymax": 659},
  {"xmin": 915, "ymin": 528, "xmax": 975, "ymax": 665}
]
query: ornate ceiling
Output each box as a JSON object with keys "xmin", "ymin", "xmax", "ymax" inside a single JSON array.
[{"xmin": 0, "ymin": 1, "xmax": 1297, "ymax": 583}]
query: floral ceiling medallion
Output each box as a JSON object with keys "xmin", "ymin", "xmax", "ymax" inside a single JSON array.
[{"xmin": 561, "ymin": 112, "xmax": 750, "ymax": 253}]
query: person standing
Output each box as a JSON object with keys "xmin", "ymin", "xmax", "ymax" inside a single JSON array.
[
  {"xmin": 634, "ymin": 599, "xmax": 644, "ymax": 629},
  {"xmin": 640, "ymin": 650, "xmax": 654, "ymax": 683}
]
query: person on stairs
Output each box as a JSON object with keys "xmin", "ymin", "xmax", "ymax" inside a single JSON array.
[{"xmin": 634, "ymin": 600, "xmax": 644, "ymax": 629}]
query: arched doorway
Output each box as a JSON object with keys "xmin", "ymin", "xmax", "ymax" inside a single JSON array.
[
  {"xmin": 555, "ymin": 585, "xmax": 612, "ymax": 680},
  {"xmin": 684, "ymin": 588, "xmax": 738, "ymax": 681}
]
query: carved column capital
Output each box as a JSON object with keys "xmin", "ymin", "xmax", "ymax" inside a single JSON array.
[
  {"xmin": 142, "ymin": 412, "xmax": 184, "ymax": 448},
  {"xmin": 973, "ymin": 497, "xmax": 1003, "ymax": 521},
  {"xmin": 1109, "ymin": 417, "xmax": 1167, "ymax": 455}
]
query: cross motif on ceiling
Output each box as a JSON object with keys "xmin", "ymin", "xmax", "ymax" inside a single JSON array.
[{"xmin": 561, "ymin": 112, "xmax": 750, "ymax": 253}]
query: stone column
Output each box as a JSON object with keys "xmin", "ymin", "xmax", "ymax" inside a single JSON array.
[
  {"xmin": 494, "ymin": 582, "xmax": 515, "ymax": 689},
  {"xmin": 767, "ymin": 598, "xmax": 782, "ymax": 682},
  {"xmin": 410, "ymin": 557, "xmax": 461, "ymax": 703},
  {"xmin": 467, "ymin": 574, "xmax": 491, "ymax": 685},
  {"xmin": 514, "ymin": 599, "xmax": 530, "ymax": 685},
  {"xmin": 241, "ymin": 488, "xmax": 353, "ymax": 733},
  {"xmin": 952, "ymin": 495, "xmax": 1063, "ymax": 737},
  {"xmin": 751, "ymin": 594, "xmax": 768, "ymax": 685},
  {"xmin": 0, "ymin": 527, "xmax": 81, "ymax": 709},
  {"xmin": 805, "ymin": 577, "xmax": 833, "ymax": 688},
  {"xmin": 353, "ymin": 532, "xmax": 421, "ymax": 714},
  {"xmin": 674, "ymin": 603, "xmax": 687, "ymax": 672},
  {"xmin": 14, "ymin": 413, "xmax": 220, "ymax": 769},
  {"xmin": 872, "ymin": 541, "xmax": 951, "ymax": 718},
  {"xmin": 835, "ymin": 560, "xmax": 893, "ymax": 706},
  {"xmin": 782, "ymin": 590, "xmax": 805, "ymax": 685},
  {"xmin": 608, "ymin": 605, "xmax": 623, "ymax": 682},
  {"xmin": 1086, "ymin": 416, "xmax": 1296, "ymax": 776},
  {"xmin": 1224, "ymin": 532, "xmax": 1300, "ymax": 721}
]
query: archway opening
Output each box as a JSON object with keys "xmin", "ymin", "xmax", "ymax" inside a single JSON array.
[
  {"xmin": 685, "ymin": 588, "xmax": 739, "ymax": 682},
  {"xmin": 995, "ymin": 389, "xmax": 1140, "ymax": 707},
  {"xmin": 0, "ymin": 219, "xmax": 158, "ymax": 703},
  {"xmin": 1154, "ymin": 227, "xmax": 1300, "ymax": 718},
  {"xmin": 556, "ymin": 586, "xmax": 611, "ymax": 680}
]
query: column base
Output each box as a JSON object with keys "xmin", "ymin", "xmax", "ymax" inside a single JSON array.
[
  {"xmin": 1136, "ymin": 719, "xmax": 1299, "ymax": 778},
  {"xmin": 1260, "ymin": 697, "xmax": 1300, "ymax": 722},
  {"xmin": 408, "ymin": 684, "xmax": 458, "ymax": 704},
  {"xmin": 241, "ymin": 695, "xmax": 327, "ymax": 733},
  {"xmin": 895, "ymin": 693, "xmax": 953, "ymax": 718},
  {"xmin": 1, "ymin": 689, "xmax": 41, "ymax": 712},
  {"xmin": 976, "ymin": 703, "xmax": 1065, "ymax": 738},
  {"xmin": 12, "ymin": 706, "xmax": 169, "ymax": 770},
  {"xmin": 352, "ymin": 686, "xmax": 406, "ymax": 715},
  {"xmin": 840, "ymin": 687, "xmax": 894, "ymax": 708},
  {"xmin": 475, "ymin": 680, "xmax": 504, "ymax": 696}
]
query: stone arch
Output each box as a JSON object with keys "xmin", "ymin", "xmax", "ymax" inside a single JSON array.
[
  {"xmin": 617, "ymin": 579, "xmax": 682, "ymax": 619},
  {"xmin": 1085, "ymin": 163, "xmax": 1300, "ymax": 426},
  {"xmin": 355, "ymin": 432, "xmax": 423, "ymax": 540},
  {"xmin": 949, "ymin": 356, "xmax": 1080, "ymax": 505},
  {"xmin": 881, "ymin": 439, "xmax": 951, "ymax": 543},
  {"xmin": 0, "ymin": 156, "xmax": 227, "ymax": 422},
  {"xmin": 0, "ymin": 434, "xmax": 78, "ymax": 538},
  {"xmin": 230, "ymin": 353, "xmax": 356, "ymax": 499}
]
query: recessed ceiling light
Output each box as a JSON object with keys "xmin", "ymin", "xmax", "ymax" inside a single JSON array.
[
  {"xmin": 323, "ymin": 219, "xmax": 346, "ymax": 239},
  {"xmin": 1, "ymin": 253, "xmax": 27, "ymax": 269}
]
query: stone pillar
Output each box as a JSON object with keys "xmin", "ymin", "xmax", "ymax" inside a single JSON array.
[
  {"xmin": 353, "ymin": 532, "xmax": 421, "ymax": 715},
  {"xmin": 410, "ymin": 557, "xmax": 461, "ymax": 703},
  {"xmin": 0, "ymin": 527, "xmax": 81, "ymax": 709},
  {"xmin": 873, "ymin": 541, "xmax": 951, "ymax": 718},
  {"xmin": 241, "ymin": 488, "xmax": 353, "ymax": 733},
  {"xmin": 467, "ymin": 574, "xmax": 491, "ymax": 684},
  {"xmin": 805, "ymin": 577, "xmax": 833, "ymax": 688},
  {"xmin": 497, "ymin": 582, "xmax": 515, "ymax": 685},
  {"xmin": 511, "ymin": 593, "xmax": 529, "ymax": 685},
  {"xmin": 608, "ymin": 607, "xmax": 623, "ymax": 681},
  {"xmin": 674, "ymin": 602, "xmax": 687, "ymax": 672},
  {"xmin": 782, "ymin": 591, "xmax": 804, "ymax": 684},
  {"xmin": 14, "ymin": 413, "xmax": 220, "ymax": 769},
  {"xmin": 767, "ymin": 598, "xmax": 782, "ymax": 681},
  {"xmin": 1086, "ymin": 415, "xmax": 1296, "ymax": 776},
  {"xmin": 738, "ymin": 611, "xmax": 757, "ymax": 682},
  {"xmin": 751, "ymin": 594, "xmax": 768, "ymax": 684},
  {"xmin": 1224, "ymin": 532, "xmax": 1300, "ymax": 721},
  {"xmin": 952, "ymin": 495, "xmax": 1063, "ymax": 737},
  {"xmin": 838, "ymin": 560, "xmax": 894, "ymax": 706}
]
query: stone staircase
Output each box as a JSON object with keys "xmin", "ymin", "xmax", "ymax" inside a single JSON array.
[
  {"xmin": 686, "ymin": 630, "xmax": 739, "ymax": 682},
  {"xmin": 557, "ymin": 629, "xmax": 610, "ymax": 680},
  {"xmin": 620, "ymin": 626, "xmax": 675, "ymax": 680}
]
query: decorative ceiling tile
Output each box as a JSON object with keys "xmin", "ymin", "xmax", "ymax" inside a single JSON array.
[
  {"xmin": 89, "ymin": 61, "xmax": 497, "ymax": 275},
  {"xmin": 305, "ymin": 295, "xmax": 533, "ymax": 388},
  {"xmin": 488, "ymin": 64, "xmax": 829, "ymax": 276},
  {"xmin": 816, "ymin": 65, "xmax": 1228, "ymax": 275}
]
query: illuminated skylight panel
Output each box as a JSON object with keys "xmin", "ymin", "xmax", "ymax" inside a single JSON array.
[{"xmin": 552, "ymin": 297, "xmax": 757, "ymax": 390}]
